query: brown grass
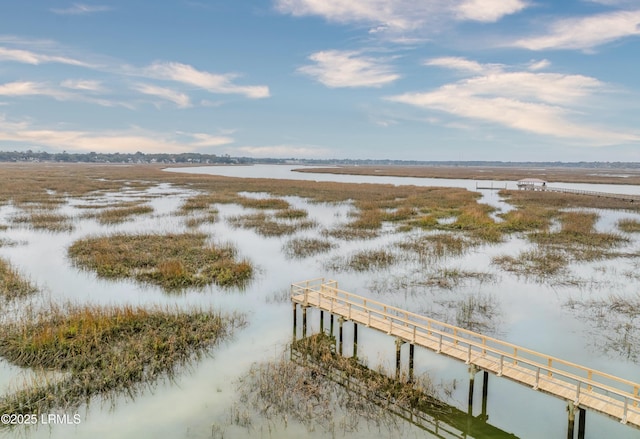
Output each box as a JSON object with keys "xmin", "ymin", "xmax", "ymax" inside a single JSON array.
[
  {"xmin": 0, "ymin": 302, "xmax": 245, "ymax": 416},
  {"xmin": 283, "ymin": 238, "xmax": 335, "ymax": 258},
  {"xmin": 12, "ymin": 211, "xmax": 73, "ymax": 232},
  {"xmin": 618, "ymin": 218, "xmax": 640, "ymax": 233},
  {"xmin": 227, "ymin": 212, "xmax": 316, "ymax": 237},
  {"xmin": 492, "ymin": 249, "xmax": 568, "ymax": 280},
  {"xmin": 68, "ymin": 233, "xmax": 252, "ymax": 289},
  {"xmin": 529, "ymin": 211, "xmax": 628, "ymax": 260},
  {"xmin": 0, "ymin": 258, "xmax": 38, "ymax": 300},
  {"xmin": 95, "ymin": 204, "xmax": 154, "ymax": 224}
]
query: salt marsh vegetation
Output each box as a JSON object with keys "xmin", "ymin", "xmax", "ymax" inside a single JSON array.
[
  {"xmin": 11, "ymin": 211, "xmax": 73, "ymax": 232},
  {"xmin": 618, "ymin": 218, "xmax": 640, "ymax": 233},
  {"xmin": 68, "ymin": 233, "xmax": 252, "ymax": 289},
  {"xmin": 227, "ymin": 212, "xmax": 316, "ymax": 237},
  {"xmin": 0, "ymin": 258, "xmax": 38, "ymax": 301},
  {"xmin": 1, "ymin": 163, "xmax": 640, "ymax": 438},
  {"xmin": 282, "ymin": 237, "xmax": 335, "ymax": 259},
  {"xmin": 0, "ymin": 302, "xmax": 245, "ymax": 418}
]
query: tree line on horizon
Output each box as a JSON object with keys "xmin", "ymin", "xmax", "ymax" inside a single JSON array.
[{"xmin": 0, "ymin": 150, "xmax": 638, "ymax": 168}]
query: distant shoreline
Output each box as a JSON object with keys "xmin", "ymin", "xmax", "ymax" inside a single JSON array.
[{"xmin": 293, "ymin": 165, "xmax": 640, "ymax": 185}]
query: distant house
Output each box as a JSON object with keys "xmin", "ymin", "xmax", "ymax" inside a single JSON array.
[{"xmin": 517, "ymin": 178, "xmax": 547, "ymax": 191}]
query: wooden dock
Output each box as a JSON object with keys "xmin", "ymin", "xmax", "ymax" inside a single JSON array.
[
  {"xmin": 291, "ymin": 279, "xmax": 640, "ymax": 431},
  {"xmin": 527, "ymin": 185, "xmax": 640, "ymax": 202}
]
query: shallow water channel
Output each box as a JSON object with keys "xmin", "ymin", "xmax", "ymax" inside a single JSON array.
[{"xmin": 1, "ymin": 165, "xmax": 640, "ymax": 438}]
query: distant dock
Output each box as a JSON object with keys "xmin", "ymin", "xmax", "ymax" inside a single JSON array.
[{"xmin": 475, "ymin": 182, "xmax": 508, "ymax": 190}]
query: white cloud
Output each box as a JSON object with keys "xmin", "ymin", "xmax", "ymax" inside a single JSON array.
[
  {"xmin": 514, "ymin": 10, "xmax": 640, "ymax": 50},
  {"xmin": 61, "ymin": 79, "xmax": 105, "ymax": 92},
  {"xmin": 0, "ymin": 117, "xmax": 234, "ymax": 153},
  {"xmin": 142, "ymin": 61, "xmax": 270, "ymax": 99},
  {"xmin": 51, "ymin": 4, "xmax": 112, "ymax": 15},
  {"xmin": 187, "ymin": 133, "xmax": 235, "ymax": 147},
  {"xmin": 527, "ymin": 59, "xmax": 550, "ymax": 71},
  {"xmin": 387, "ymin": 58, "xmax": 640, "ymax": 145},
  {"xmin": 455, "ymin": 0, "xmax": 527, "ymax": 23},
  {"xmin": 425, "ymin": 57, "xmax": 503, "ymax": 75},
  {"xmin": 132, "ymin": 83, "xmax": 191, "ymax": 108},
  {"xmin": 0, "ymin": 80, "xmax": 133, "ymax": 109},
  {"xmin": 298, "ymin": 50, "xmax": 400, "ymax": 88},
  {"xmin": 0, "ymin": 46, "xmax": 91, "ymax": 67},
  {"xmin": 275, "ymin": 0, "xmax": 527, "ymax": 36},
  {"xmin": 235, "ymin": 144, "xmax": 330, "ymax": 158},
  {"xmin": 0, "ymin": 81, "xmax": 68, "ymax": 99}
]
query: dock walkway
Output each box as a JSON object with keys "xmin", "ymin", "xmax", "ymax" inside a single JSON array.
[{"xmin": 291, "ymin": 279, "xmax": 640, "ymax": 430}]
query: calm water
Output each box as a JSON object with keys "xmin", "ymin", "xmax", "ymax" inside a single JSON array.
[{"xmin": 0, "ymin": 165, "xmax": 639, "ymax": 438}]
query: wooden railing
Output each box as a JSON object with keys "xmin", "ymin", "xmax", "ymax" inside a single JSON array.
[
  {"xmin": 544, "ymin": 186, "xmax": 640, "ymax": 202},
  {"xmin": 291, "ymin": 279, "xmax": 640, "ymax": 425}
]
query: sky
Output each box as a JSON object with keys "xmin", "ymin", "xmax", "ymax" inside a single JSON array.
[{"xmin": 0, "ymin": 0, "xmax": 639, "ymax": 162}]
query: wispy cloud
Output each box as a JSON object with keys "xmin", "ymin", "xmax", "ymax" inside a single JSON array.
[
  {"xmin": 60, "ymin": 79, "xmax": 105, "ymax": 92},
  {"xmin": 387, "ymin": 58, "xmax": 640, "ymax": 145},
  {"xmin": 513, "ymin": 9, "xmax": 640, "ymax": 50},
  {"xmin": 0, "ymin": 46, "xmax": 92, "ymax": 67},
  {"xmin": 0, "ymin": 80, "xmax": 132, "ymax": 108},
  {"xmin": 0, "ymin": 117, "xmax": 234, "ymax": 153},
  {"xmin": 424, "ymin": 57, "xmax": 503, "ymax": 74},
  {"xmin": 132, "ymin": 83, "xmax": 192, "ymax": 108},
  {"xmin": 298, "ymin": 50, "xmax": 400, "ymax": 88},
  {"xmin": 235, "ymin": 144, "xmax": 331, "ymax": 158},
  {"xmin": 141, "ymin": 61, "xmax": 270, "ymax": 99},
  {"xmin": 276, "ymin": 0, "xmax": 527, "ymax": 37},
  {"xmin": 50, "ymin": 3, "xmax": 112, "ymax": 15},
  {"xmin": 1, "ymin": 37, "xmax": 270, "ymax": 101},
  {"xmin": 0, "ymin": 81, "xmax": 68, "ymax": 99}
]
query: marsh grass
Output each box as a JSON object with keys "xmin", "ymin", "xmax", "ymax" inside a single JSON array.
[
  {"xmin": 422, "ymin": 268, "xmax": 494, "ymax": 290},
  {"xmin": 227, "ymin": 212, "xmax": 316, "ymax": 237},
  {"xmin": 618, "ymin": 218, "xmax": 640, "ymax": 233},
  {"xmin": 283, "ymin": 237, "xmax": 335, "ymax": 259},
  {"xmin": 275, "ymin": 208, "xmax": 308, "ymax": 219},
  {"xmin": 0, "ymin": 258, "xmax": 38, "ymax": 300},
  {"xmin": 321, "ymin": 227, "xmax": 378, "ymax": 240},
  {"xmin": 0, "ymin": 303, "xmax": 246, "ymax": 416},
  {"xmin": 529, "ymin": 211, "xmax": 628, "ymax": 260},
  {"xmin": 12, "ymin": 211, "xmax": 73, "ymax": 232},
  {"xmin": 236, "ymin": 334, "xmax": 442, "ymax": 435},
  {"xmin": 95, "ymin": 204, "xmax": 154, "ymax": 224},
  {"xmin": 327, "ymin": 249, "xmax": 396, "ymax": 272},
  {"xmin": 184, "ymin": 212, "xmax": 218, "ymax": 228},
  {"xmin": 498, "ymin": 207, "xmax": 553, "ymax": 232},
  {"xmin": 179, "ymin": 194, "xmax": 214, "ymax": 212},
  {"xmin": 238, "ymin": 196, "xmax": 290, "ymax": 210},
  {"xmin": 68, "ymin": 233, "xmax": 252, "ymax": 289},
  {"xmin": 564, "ymin": 293, "xmax": 640, "ymax": 360},
  {"xmin": 453, "ymin": 294, "xmax": 501, "ymax": 334},
  {"xmin": 492, "ymin": 248, "xmax": 568, "ymax": 280},
  {"xmin": 396, "ymin": 233, "xmax": 474, "ymax": 262}
]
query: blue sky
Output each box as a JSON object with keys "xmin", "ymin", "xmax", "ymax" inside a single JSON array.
[{"xmin": 1, "ymin": 0, "xmax": 639, "ymax": 161}]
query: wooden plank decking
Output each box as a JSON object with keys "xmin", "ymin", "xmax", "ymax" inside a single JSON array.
[
  {"xmin": 291, "ymin": 278, "xmax": 640, "ymax": 430},
  {"xmin": 526, "ymin": 185, "xmax": 640, "ymax": 202}
]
